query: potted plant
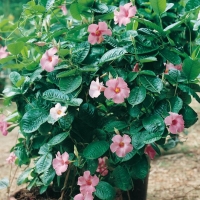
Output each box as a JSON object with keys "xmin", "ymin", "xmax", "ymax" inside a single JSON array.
[{"xmin": 0, "ymin": 0, "xmax": 200, "ymax": 199}]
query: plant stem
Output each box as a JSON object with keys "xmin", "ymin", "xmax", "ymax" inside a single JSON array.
[
  {"xmin": 60, "ymin": 165, "xmax": 71, "ymax": 200},
  {"xmin": 127, "ymin": 191, "xmax": 131, "ymax": 200}
]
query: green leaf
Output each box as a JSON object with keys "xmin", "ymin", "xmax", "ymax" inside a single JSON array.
[
  {"xmin": 112, "ymin": 166, "xmax": 132, "ymax": 191},
  {"xmin": 20, "ymin": 109, "xmax": 49, "ymax": 133},
  {"xmin": 185, "ymin": 0, "xmax": 200, "ymax": 11},
  {"xmin": 129, "ymin": 155, "xmax": 149, "ymax": 179},
  {"xmin": 0, "ymin": 178, "xmax": 9, "ymax": 189},
  {"xmin": 72, "ymin": 42, "xmax": 90, "ymax": 63},
  {"xmin": 70, "ymin": 3, "xmax": 82, "ymax": 20},
  {"xmin": 31, "ymin": 5, "xmax": 46, "ymax": 13},
  {"xmin": 0, "ymin": 55, "xmax": 15, "ymax": 64},
  {"xmin": 15, "ymin": 146, "xmax": 30, "ymax": 166},
  {"xmin": 66, "ymin": 98, "xmax": 83, "ymax": 106},
  {"xmin": 132, "ymin": 130, "xmax": 147, "ymax": 149},
  {"xmin": 121, "ymin": 30, "xmax": 138, "ymax": 41},
  {"xmin": 128, "ymin": 86, "xmax": 146, "ymax": 106},
  {"xmin": 134, "ymin": 18, "xmax": 164, "ymax": 34},
  {"xmin": 35, "ymin": 153, "xmax": 52, "ymax": 174},
  {"xmin": 169, "ymin": 96, "xmax": 183, "ymax": 113},
  {"xmin": 165, "ymin": 70, "xmax": 187, "ymax": 84},
  {"xmin": 139, "ymin": 75, "xmax": 163, "ymax": 93},
  {"xmin": 9, "ymin": 72, "xmax": 21, "ymax": 86},
  {"xmin": 140, "ymin": 57, "xmax": 157, "ymax": 63},
  {"xmin": 128, "ymin": 104, "xmax": 141, "ymax": 118},
  {"xmin": 95, "ymin": 12, "xmax": 114, "ymax": 20},
  {"xmin": 164, "ymin": 21, "xmax": 182, "ymax": 32},
  {"xmin": 143, "ymin": 131, "xmax": 162, "ymax": 144},
  {"xmin": 92, "ymin": 2, "xmax": 108, "ymax": 13},
  {"xmin": 43, "ymin": 89, "xmax": 69, "ymax": 102},
  {"xmin": 59, "ymin": 111, "xmax": 74, "ymax": 130},
  {"xmin": 104, "ymin": 121, "xmax": 128, "ymax": 132},
  {"xmin": 40, "ymin": 185, "xmax": 48, "ymax": 194},
  {"xmin": 17, "ymin": 168, "xmax": 32, "ymax": 185},
  {"xmin": 134, "ymin": 44, "xmax": 159, "ymax": 54},
  {"xmin": 83, "ymin": 141, "xmax": 109, "ymax": 159},
  {"xmin": 150, "ymin": 0, "xmax": 166, "ymax": 15},
  {"xmin": 7, "ymin": 41, "xmax": 24, "ymax": 55},
  {"xmin": 160, "ymin": 48, "xmax": 182, "ymax": 65},
  {"xmin": 95, "ymin": 181, "xmax": 116, "ymax": 200},
  {"xmin": 78, "ymin": 0, "xmax": 94, "ymax": 6},
  {"xmin": 46, "ymin": 0, "xmax": 55, "ymax": 10},
  {"xmin": 178, "ymin": 84, "xmax": 200, "ymax": 103},
  {"xmin": 182, "ymin": 58, "xmax": 200, "ymax": 81},
  {"xmin": 180, "ymin": 104, "xmax": 198, "ymax": 128},
  {"xmin": 56, "ymin": 69, "xmax": 79, "ymax": 78},
  {"xmin": 41, "ymin": 166, "xmax": 55, "ymax": 186},
  {"xmin": 59, "ymin": 75, "xmax": 82, "ymax": 93},
  {"xmin": 142, "ymin": 114, "xmax": 165, "ymax": 135},
  {"xmin": 121, "ymin": 149, "xmax": 138, "ymax": 162},
  {"xmin": 39, "ymin": 144, "xmax": 52, "ymax": 155},
  {"xmin": 103, "ymin": 35, "xmax": 118, "ymax": 47},
  {"xmin": 86, "ymin": 159, "xmax": 98, "ymax": 175},
  {"xmin": 48, "ymin": 132, "xmax": 69, "ymax": 146},
  {"xmin": 127, "ymin": 72, "xmax": 138, "ymax": 82},
  {"xmin": 99, "ymin": 48, "xmax": 127, "ymax": 64}
]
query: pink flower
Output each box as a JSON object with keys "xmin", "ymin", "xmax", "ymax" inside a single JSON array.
[
  {"xmin": 52, "ymin": 151, "xmax": 70, "ymax": 176},
  {"xmin": 6, "ymin": 152, "xmax": 17, "ymax": 164},
  {"xmin": 78, "ymin": 171, "xmax": 99, "ymax": 194},
  {"xmin": 89, "ymin": 77, "xmax": 106, "ymax": 98},
  {"xmin": 96, "ymin": 157, "xmax": 108, "ymax": 176},
  {"xmin": 114, "ymin": 3, "xmax": 137, "ymax": 26},
  {"xmin": 88, "ymin": 22, "xmax": 112, "ymax": 45},
  {"xmin": 74, "ymin": 193, "xmax": 94, "ymax": 200},
  {"xmin": 59, "ymin": 5, "xmax": 67, "ymax": 15},
  {"xmin": 0, "ymin": 46, "xmax": 9, "ymax": 59},
  {"xmin": 50, "ymin": 103, "xmax": 67, "ymax": 121},
  {"xmin": 104, "ymin": 77, "xmax": 130, "ymax": 104},
  {"xmin": 40, "ymin": 47, "xmax": 59, "ymax": 72},
  {"xmin": 164, "ymin": 112, "xmax": 184, "ymax": 134},
  {"xmin": 133, "ymin": 63, "xmax": 139, "ymax": 72},
  {"xmin": 165, "ymin": 63, "xmax": 182, "ymax": 74},
  {"xmin": 144, "ymin": 145, "xmax": 156, "ymax": 159},
  {"xmin": 0, "ymin": 115, "xmax": 9, "ymax": 136},
  {"xmin": 110, "ymin": 134, "xmax": 133, "ymax": 157}
]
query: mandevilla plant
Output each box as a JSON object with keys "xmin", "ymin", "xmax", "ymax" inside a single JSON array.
[{"xmin": 0, "ymin": 0, "xmax": 200, "ymax": 199}]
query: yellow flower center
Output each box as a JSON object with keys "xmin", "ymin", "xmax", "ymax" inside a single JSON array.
[
  {"xmin": 57, "ymin": 110, "xmax": 62, "ymax": 115},
  {"xmin": 95, "ymin": 30, "xmax": 101, "ymax": 36},
  {"xmin": 115, "ymin": 87, "xmax": 120, "ymax": 93}
]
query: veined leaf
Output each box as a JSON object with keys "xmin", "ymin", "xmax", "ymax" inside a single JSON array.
[
  {"xmin": 43, "ymin": 89, "xmax": 69, "ymax": 102},
  {"xmin": 20, "ymin": 109, "xmax": 49, "ymax": 133},
  {"xmin": 112, "ymin": 166, "xmax": 132, "ymax": 191},
  {"xmin": 128, "ymin": 86, "xmax": 146, "ymax": 106},
  {"xmin": 95, "ymin": 181, "xmax": 116, "ymax": 200},
  {"xmin": 48, "ymin": 132, "xmax": 69, "ymax": 146},
  {"xmin": 83, "ymin": 141, "xmax": 109, "ymax": 159},
  {"xmin": 35, "ymin": 153, "xmax": 52, "ymax": 174},
  {"xmin": 59, "ymin": 75, "xmax": 82, "ymax": 93},
  {"xmin": 72, "ymin": 42, "xmax": 90, "ymax": 64},
  {"xmin": 99, "ymin": 48, "xmax": 127, "ymax": 64},
  {"xmin": 160, "ymin": 48, "xmax": 182, "ymax": 65},
  {"xmin": 139, "ymin": 75, "xmax": 163, "ymax": 93},
  {"xmin": 150, "ymin": 0, "xmax": 166, "ymax": 15},
  {"xmin": 182, "ymin": 58, "xmax": 200, "ymax": 81}
]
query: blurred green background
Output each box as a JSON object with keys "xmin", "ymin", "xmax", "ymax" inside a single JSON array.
[{"xmin": 0, "ymin": 0, "xmax": 29, "ymax": 21}]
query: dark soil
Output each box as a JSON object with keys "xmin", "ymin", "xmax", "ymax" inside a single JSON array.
[{"xmin": 12, "ymin": 187, "xmax": 60, "ymax": 200}]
